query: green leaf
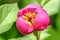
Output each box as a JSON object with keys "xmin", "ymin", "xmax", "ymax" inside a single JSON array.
[
  {"xmin": 43, "ymin": 0, "xmax": 59, "ymax": 16},
  {"xmin": 0, "ymin": 3, "xmax": 19, "ymax": 34},
  {"xmin": 40, "ymin": 28, "xmax": 50, "ymax": 40},
  {"xmin": 18, "ymin": 0, "xmax": 40, "ymax": 9},
  {"xmin": 0, "ymin": 36, "xmax": 5, "ymax": 40},
  {"xmin": 1, "ymin": 22, "xmax": 19, "ymax": 39},
  {"xmin": 8, "ymin": 33, "xmax": 36, "ymax": 40},
  {"xmin": 45, "ymin": 27, "xmax": 60, "ymax": 40},
  {"xmin": 35, "ymin": 0, "xmax": 43, "ymax": 6},
  {"xmin": 56, "ymin": 12, "xmax": 60, "ymax": 31},
  {"xmin": 0, "ymin": 0, "xmax": 17, "ymax": 5},
  {"xmin": 43, "ymin": 0, "xmax": 50, "ymax": 6}
]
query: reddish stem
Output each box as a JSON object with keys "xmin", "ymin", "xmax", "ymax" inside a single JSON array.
[{"xmin": 37, "ymin": 31, "xmax": 40, "ymax": 40}]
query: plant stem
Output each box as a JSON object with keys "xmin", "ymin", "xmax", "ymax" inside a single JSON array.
[{"xmin": 37, "ymin": 31, "xmax": 40, "ymax": 40}]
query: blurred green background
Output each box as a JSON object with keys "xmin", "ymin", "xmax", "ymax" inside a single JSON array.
[{"xmin": 0, "ymin": 0, "xmax": 60, "ymax": 40}]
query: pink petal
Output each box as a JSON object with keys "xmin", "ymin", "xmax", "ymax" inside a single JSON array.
[
  {"xmin": 18, "ymin": 4, "xmax": 42, "ymax": 17},
  {"xmin": 33, "ymin": 13, "xmax": 44, "ymax": 30},
  {"xmin": 25, "ymin": 4, "xmax": 42, "ymax": 9},
  {"xmin": 18, "ymin": 9, "xmax": 24, "ymax": 17},
  {"xmin": 37, "ymin": 9, "xmax": 50, "ymax": 26},
  {"xmin": 38, "ymin": 26, "xmax": 46, "ymax": 31},
  {"xmin": 33, "ymin": 9, "xmax": 50, "ymax": 30},
  {"xmin": 16, "ymin": 17, "xmax": 34, "ymax": 34}
]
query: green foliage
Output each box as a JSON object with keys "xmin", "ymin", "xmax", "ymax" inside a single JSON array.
[
  {"xmin": 17, "ymin": 0, "xmax": 40, "ymax": 9},
  {"xmin": 40, "ymin": 28, "xmax": 50, "ymax": 40},
  {"xmin": 44, "ymin": 27, "xmax": 60, "ymax": 40},
  {"xmin": 0, "ymin": 0, "xmax": 17, "ymax": 5},
  {"xmin": 1, "ymin": 23, "xmax": 19, "ymax": 39},
  {"xmin": 43, "ymin": 0, "xmax": 50, "ymax": 6},
  {"xmin": 43, "ymin": 0, "xmax": 59, "ymax": 16},
  {"xmin": 56, "ymin": 12, "xmax": 60, "ymax": 31},
  {"xmin": 0, "ymin": 3, "xmax": 19, "ymax": 34},
  {"xmin": 8, "ymin": 33, "xmax": 36, "ymax": 40},
  {"xmin": 0, "ymin": 36, "xmax": 5, "ymax": 40}
]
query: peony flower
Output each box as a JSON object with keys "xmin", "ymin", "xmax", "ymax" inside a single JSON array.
[{"xmin": 16, "ymin": 4, "xmax": 50, "ymax": 34}]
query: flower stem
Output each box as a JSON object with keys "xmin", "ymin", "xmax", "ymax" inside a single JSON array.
[{"xmin": 37, "ymin": 31, "xmax": 40, "ymax": 40}]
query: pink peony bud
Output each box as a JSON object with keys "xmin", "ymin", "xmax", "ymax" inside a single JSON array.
[{"xmin": 16, "ymin": 4, "xmax": 50, "ymax": 34}]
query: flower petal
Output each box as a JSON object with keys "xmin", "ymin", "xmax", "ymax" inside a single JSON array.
[
  {"xmin": 18, "ymin": 4, "xmax": 42, "ymax": 17},
  {"xmin": 37, "ymin": 9, "xmax": 50, "ymax": 26},
  {"xmin": 18, "ymin": 9, "xmax": 24, "ymax": 17},
  {"xmin": 33, "ymin": 9, "xmax": 50, "ymax": 30},
  {"xmin": 38, "ymin": 26, "xmax": 46, "ymax": 31},
  {"xmin": 16, "ymin": 17, "xmax": 34, "ymax": 34},
  {"xmin": 25, "ymin": 4, "xmax": 41, "ymax": 9}
]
